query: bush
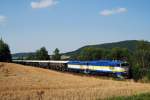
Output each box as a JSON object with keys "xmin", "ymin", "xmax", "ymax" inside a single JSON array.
[
  {"xmin": 132, "ymin": 64, "xmax": 142, "ymax": 82},
  {"xmin": 146, "ymin": 70, "xmax": 150, "ymax": 80}
]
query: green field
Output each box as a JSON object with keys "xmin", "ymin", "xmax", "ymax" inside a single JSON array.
[{"xmin": 108, "ymin": 92, "xmax": 150, "ymax": 100}]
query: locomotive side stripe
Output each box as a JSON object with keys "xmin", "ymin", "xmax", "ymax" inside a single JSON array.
[
  {"xmin": 68, "ymin": 64, "xmax": 80, "ymax": 69},
  {"xmin": 89, "ymin": 66, "xmax": 125, "ymax": 72},
  {"xmin": 68, "ymin": 64, "xmax": 126, "ymax": 73}
]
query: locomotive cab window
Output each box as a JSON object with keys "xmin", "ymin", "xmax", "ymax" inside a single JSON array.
[
  {"xmin": 116, "ymin": 64, "xmax": 120, "ymax": 67},
  {"xmin": 121, "ymin": 63, "xmax": 129, "ymax": 67}
]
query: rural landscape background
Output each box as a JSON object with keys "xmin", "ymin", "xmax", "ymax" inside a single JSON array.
[{"xmin": 0, "ymin": 0, "xmax": 150, "ymax": 100}]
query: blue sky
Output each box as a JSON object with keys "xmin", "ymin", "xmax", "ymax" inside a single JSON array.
[{"xmin": 0, "ymin": 0, "xmax": 150, "ymax": 54}]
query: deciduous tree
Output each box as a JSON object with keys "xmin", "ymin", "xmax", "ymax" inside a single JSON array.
[
  {"xmin": 52, "ymin": 48, "xmax": 61, "ymax": 60},
  {"xmin": 35, "ymin": 47, "xmax": 50, "ymax": 60}
]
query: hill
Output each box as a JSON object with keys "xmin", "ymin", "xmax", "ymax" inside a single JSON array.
[
  {"xmin": 1, "ymin": 62, "xmax": 150, "ymax": 100},
  {"xmin": 12, "ymin": 52, "xmax": 35, "ymax": 59},
  {"xmin": 12, "ymin": 40, "xmax": 150, "ymax": 59},
  {"xmin": 64, "ymin": 40, "xmax": 150, "ymax": 56}
]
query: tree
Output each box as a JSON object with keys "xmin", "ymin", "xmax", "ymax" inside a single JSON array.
[
  {"xmin": 52, "ymin": 48, "xmax": 61, "ymax": 60},
  {"xmin": 26, "ymin": 54, "xmax": 36, "ymax": 60},
  {"xmin": 135, "ymin": 40, "xmax": 150, "ymax": 68},
  {"xmin": 110, "ymin": 47, "xmax": 130, "ymax": 61},
  {"xmin": 71, "ymin": 47, "xmax": 105, "ymax": 61},
  {"xmin": 0, "ymin": 38, "xmax": 11, "ymax": 62},
  {"xmin": 78, "ymin": 48, "xmax": 93, "ymax": 60},
  {"xmin": 35, "ymin": 47, "xmax": 50, "ymax": 60},
  {"xmin": 131, "ymin": 40, "xmax": 150, "ymax": 81}
]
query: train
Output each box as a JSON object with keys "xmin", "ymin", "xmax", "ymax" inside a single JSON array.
[
  {"xmin": 13, "ymin": 60, "xmax": 129, "ymax": 78},
  {"xmin": 68, "ymin": 60, "xmax": 129, "ymax": 78}
]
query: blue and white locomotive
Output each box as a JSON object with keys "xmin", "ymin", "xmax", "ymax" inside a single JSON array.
[{"xmin": 68, "ymin": 60, "xmax": 129, "ymax": 78}]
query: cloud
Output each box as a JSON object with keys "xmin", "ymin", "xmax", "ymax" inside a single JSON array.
[
  {"xmin": 100, "ymin": 7, "xmax": 127, "ymax": 16},
  {"xmin": 31, "ymin": 0, "xmax": 58, "ymax": 9},
  {"xmin": 0, "ymin": 15, "xmax": 7, "ymax": 25}
]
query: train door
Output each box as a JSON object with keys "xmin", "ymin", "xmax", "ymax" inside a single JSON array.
[{"xmin": 84, "ymin": 62, "xmax": 90, "ymax": 74}]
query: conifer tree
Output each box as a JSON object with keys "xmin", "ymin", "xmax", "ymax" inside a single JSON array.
[{"xmin": 0, "ymin": 38, "xmax": 11, "ymax": 62}]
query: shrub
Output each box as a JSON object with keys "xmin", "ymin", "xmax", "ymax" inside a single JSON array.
[{"xmin": 132, "ymin": 64, "xmax": 142, "ymax": 82}]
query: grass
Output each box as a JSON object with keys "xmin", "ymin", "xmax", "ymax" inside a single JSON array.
[
  {"xmin": 107, "ymin": 92, "xmax": 150, "ymax": 100},
  {"xmin": 1, "ymin": 62, "xmax": 150, "ymax": 100}
]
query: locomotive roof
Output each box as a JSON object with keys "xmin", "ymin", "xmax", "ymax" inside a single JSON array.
[{"xmin": 68, "ymin": 60, "xmax": 125, "ymax": 66}]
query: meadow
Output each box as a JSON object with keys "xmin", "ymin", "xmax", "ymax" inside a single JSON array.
[{"xmin": 1, "ymin": 62, "xmax": 150, "ymax": 100}]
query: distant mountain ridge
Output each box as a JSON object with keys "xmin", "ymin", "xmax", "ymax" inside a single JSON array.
[
  {"xmin": 64, "ymin": 40, "xmax": 150, "ymax": 56},
  {"xmin": 12, "ymin": 52, "xmax": 35, "ymax": 59}
]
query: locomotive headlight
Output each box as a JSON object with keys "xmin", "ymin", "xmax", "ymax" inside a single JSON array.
[
  {"xmin": 124, "ymin": 67, "xmax": 129, "ymax": 72},
  {"xmin": 121, "ymin": 62, "xmax": 129, "ymax": 73},
  {"xmin": 114, "ymin": 67, "xmax": 126, "ymax": 72}
]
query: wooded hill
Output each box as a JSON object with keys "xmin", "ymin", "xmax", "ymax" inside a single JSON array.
[{"xmin": 64, "ymin": 40, "xmax": 150, "ymax": 56}]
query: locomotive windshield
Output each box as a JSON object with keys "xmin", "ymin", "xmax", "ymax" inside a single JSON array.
[{"xmin": 121, "ymin": 63, "xmax": 129, "ymax": 67}]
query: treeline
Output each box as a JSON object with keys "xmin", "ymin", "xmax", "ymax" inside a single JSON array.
[
  {"xmin": 26, "ymin": 47, "xmax": 61, "ymax": 60},
  {"xmin": 70, "ymin": 47, "xmax": 130, "ymax": 61},
  {"xmin": 0, "ymin": 39, "xmax": 61, "ymax": 61}
]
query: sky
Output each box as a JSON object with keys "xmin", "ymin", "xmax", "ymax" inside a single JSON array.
[{"xmin": 0, "ymin": 0, "xmax": 150, "ymax": 54}]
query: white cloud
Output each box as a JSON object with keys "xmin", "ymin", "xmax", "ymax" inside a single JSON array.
[
  {"xmin": 100, "ymin": 7, "xmax": 127, "ymax": 16},
  {"xmin": 0, "ymin": 15, "xmax": 7, "ymax": 25},
  {"xmin": 31, "ymin": 0, "xmax": 58, "ymax": 9}
]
